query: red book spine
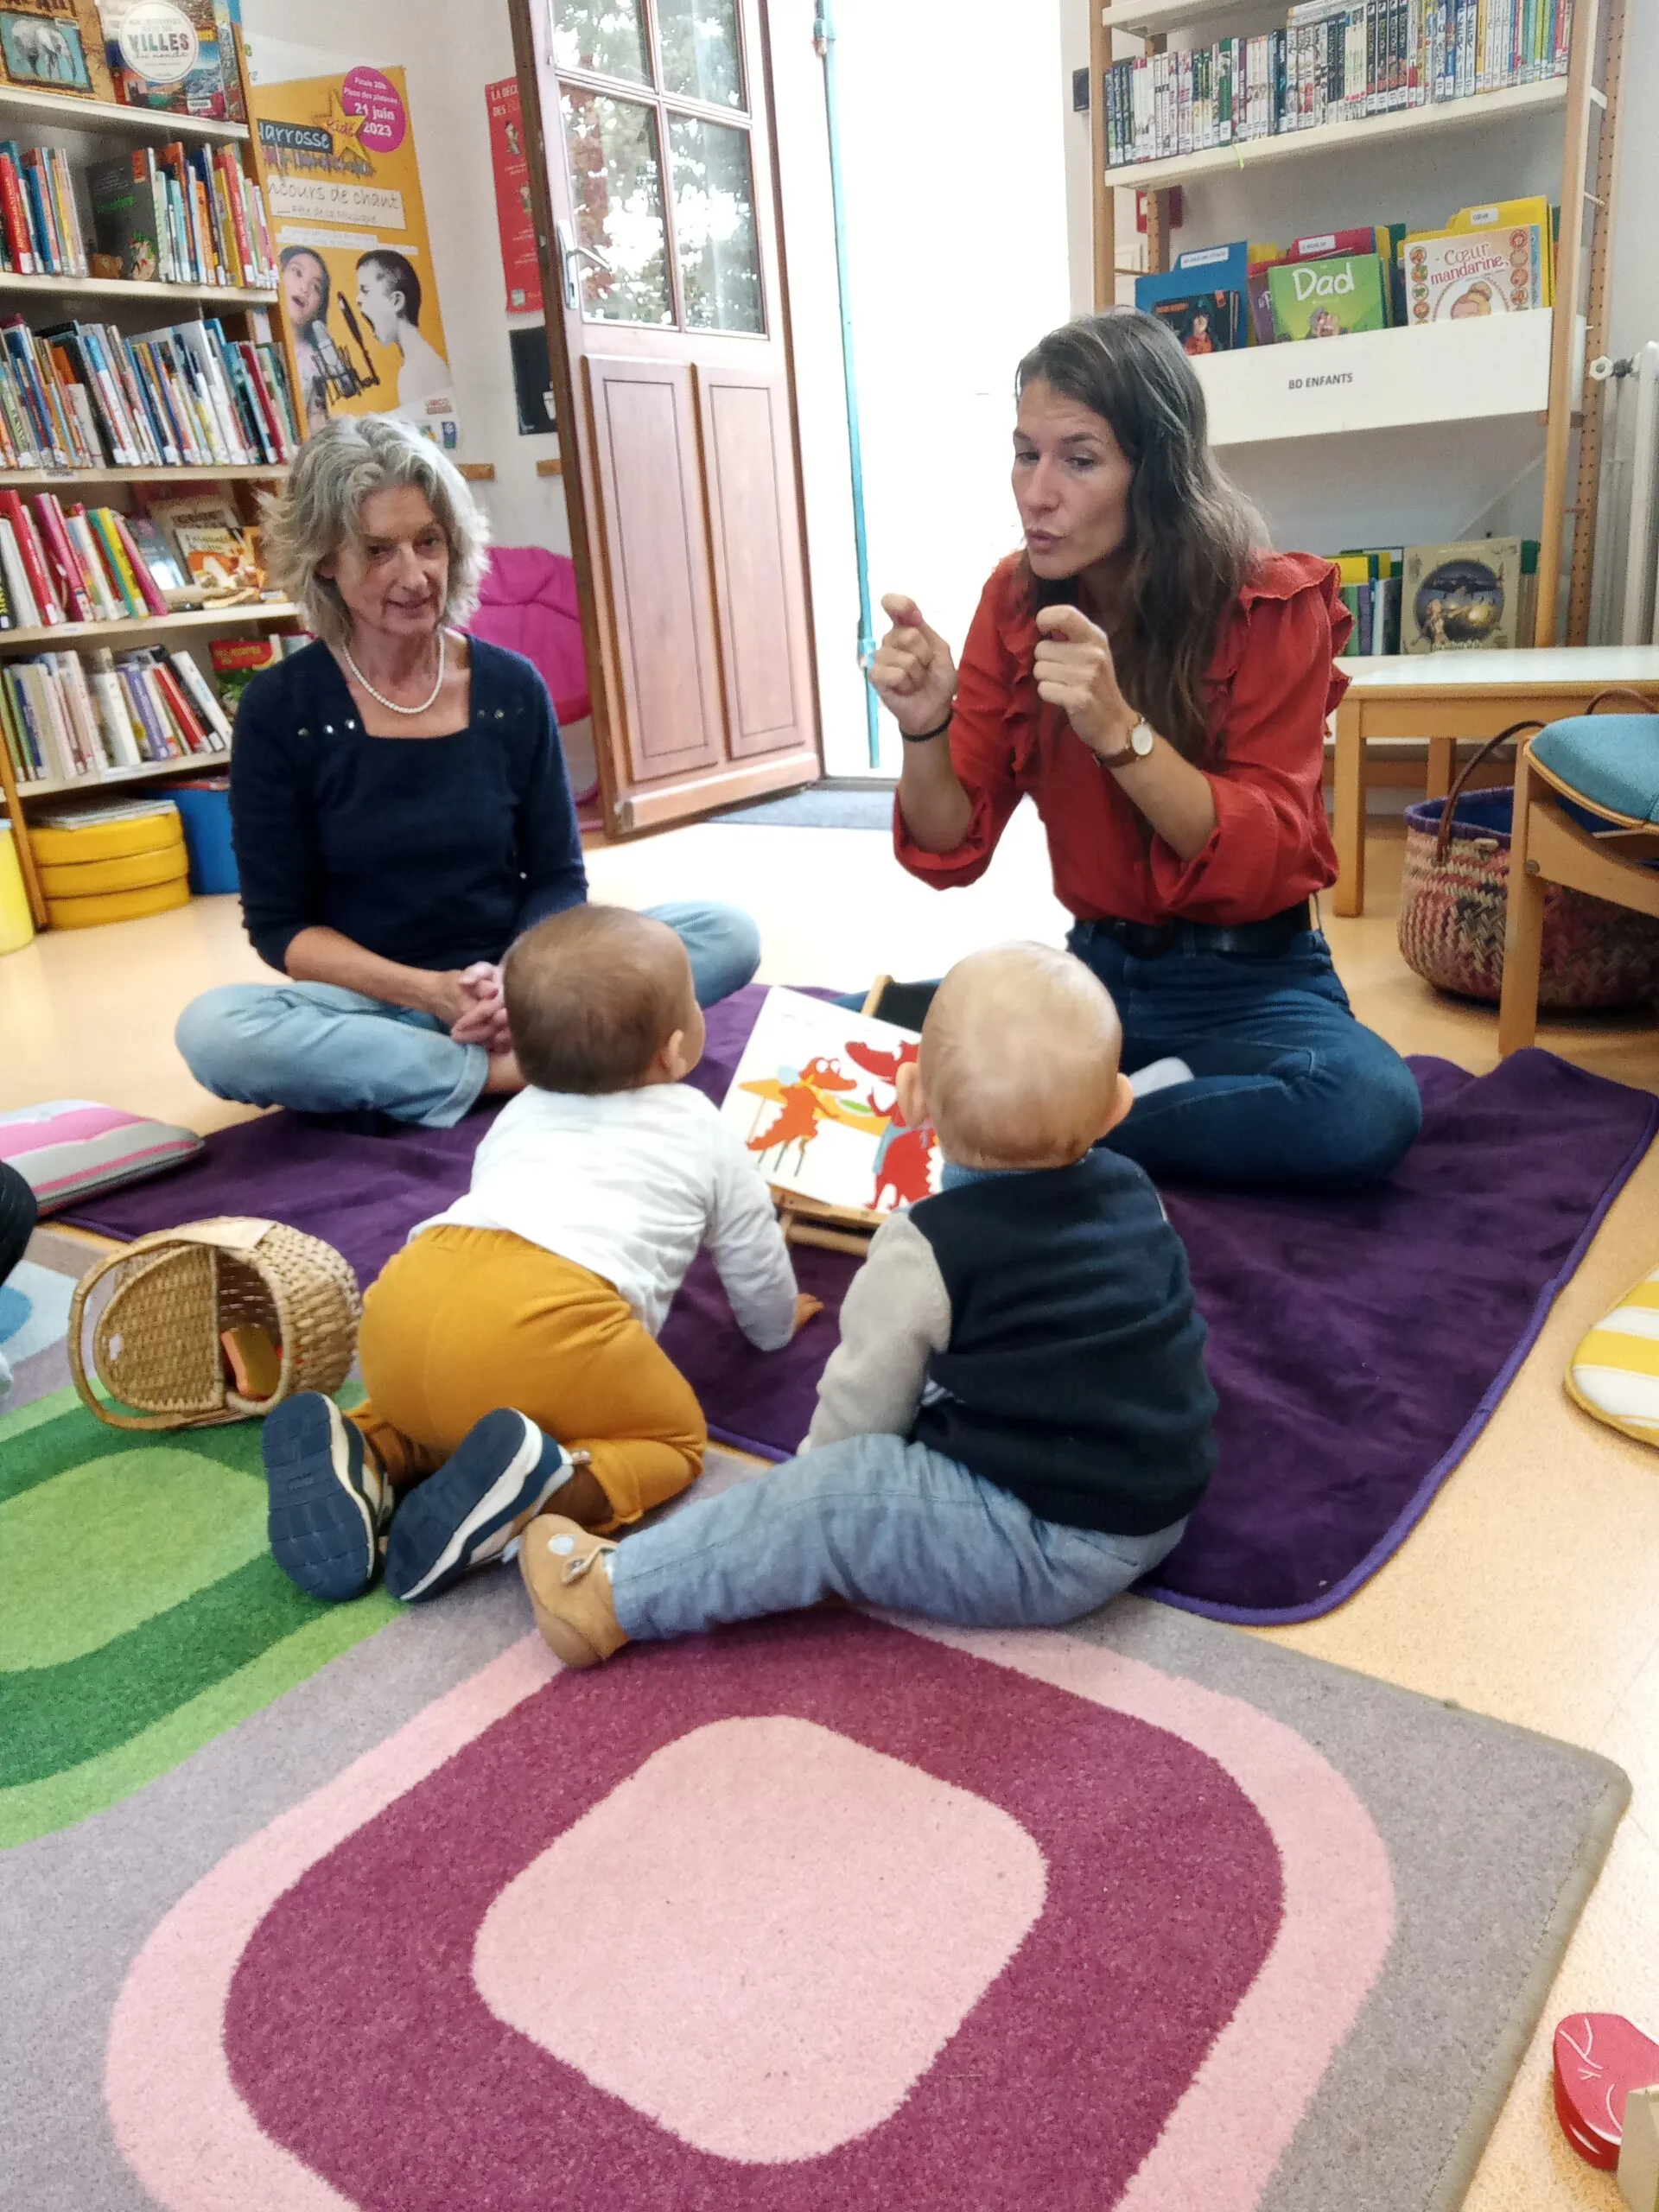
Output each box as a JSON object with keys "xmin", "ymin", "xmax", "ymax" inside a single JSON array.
[
  {"xmin": 29, "ymin": 493, "xmax": 93, "ymax": 623},
  {"xmin": 0, "ymin": 489, "xmax": 60, "ymax": 623},
  {"xmin": 0, "ymin": 155, "xmax": 35, "ymax": 274},
  {"xmin": 235, "ymin": 340, "xmax": 283, "ymax": 456},
  {"xmin": 218, "ymin": 148, "xmax": 255, "ymax": 285},
  {"xmin": 111, "ymin": 510, "xmax": 170, "ymax": 618},
  {"xmin": 150, "ymin": 658, "xmax": 208, "ymax": 752}
]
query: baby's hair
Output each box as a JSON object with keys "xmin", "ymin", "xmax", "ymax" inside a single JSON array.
[
  {"xmin": 922, "ymin": 942, "xmax": 1123, "ymax": 1169},
  {"xmin": 504, "ymin": 906, "xmax": 690, "ymax": 1094}
]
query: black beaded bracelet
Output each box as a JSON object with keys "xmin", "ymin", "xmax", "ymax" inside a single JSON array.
[{"xmin": 900, "ymin": 710, "xmax": 955, "ymax": 744}]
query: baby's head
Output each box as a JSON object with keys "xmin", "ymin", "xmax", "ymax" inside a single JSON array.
[
  {"xmin": 900, "ymin": 942, "xmax": 1132, "ymax": 1171},
  {"xmin": 504, "ymin": 905, "xmax": 702, "ymax": 1095}
]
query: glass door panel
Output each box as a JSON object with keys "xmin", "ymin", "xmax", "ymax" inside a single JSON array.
[
  {"xmin": 667, "ymin": 114, "xmax": 762, "ymax": 333},
  {"xmin": 655, "ymin": 0, "xmax": 744, "ymax": 109},
  {"xmin": 562, "ymin": 89, "xmax": 674, "ymax": 324},
  {"xmin": 550, "ymin": 0, "xmax": 651, "ymax": 84}
]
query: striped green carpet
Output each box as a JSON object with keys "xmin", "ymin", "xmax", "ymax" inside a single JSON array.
[{"xmin": 0, "ymin": 1387, "xmax": 393, "ymax": 1845}]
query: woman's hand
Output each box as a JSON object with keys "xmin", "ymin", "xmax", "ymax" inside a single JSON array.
[
  {"xmin": 448, "ymin": 962, "xmax": 512, "ymax": 1052},
  {"xmin": 870, "ymin": 595, "xmax": 958, "ymax": 737},
  {"xmin": 1033, "ymin": 605, "xmax": 1137, "ymax": 758},
  {"xmin": 793, "ymin": 1293, "xmax": 825, "ymax": 1336}
]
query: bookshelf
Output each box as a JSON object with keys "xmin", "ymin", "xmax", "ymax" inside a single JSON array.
[
  {"xmin": 0, "ymin": 270, "xmax": 276, "ymax": 306},
  {"xmin": 1089, "ymin": 0, "xmax": 1630, "ymax": 645},
  {"xmin": 1108, "ymin": 74, "xmax": 1567, "ymax": 188},
  {"xmin": 0, "ymin": 31, "xmax": 302, "ymax": 932}
]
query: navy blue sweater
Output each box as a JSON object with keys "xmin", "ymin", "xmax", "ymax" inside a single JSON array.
[
  {"xmin": 228, "ymin": 638, "xmax": 588, "ymax": 975},
  {"xmin": 910, "ymin": 1149, "xmax": 1218, "ymax": 1535}
]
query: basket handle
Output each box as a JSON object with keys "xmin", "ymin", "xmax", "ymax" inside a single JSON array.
[
  {"xmin": 1585, "ymin": 686, "xmax": 1659, "ymax": 717},
  {"xmin": 1432, "ymin": 719, "xmax": 1548, "ymax": 865}
]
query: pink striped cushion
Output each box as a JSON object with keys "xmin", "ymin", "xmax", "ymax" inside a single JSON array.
[{"xmin": 0, "ymin": 1101, "xmax": 201, "ymax": 1211}]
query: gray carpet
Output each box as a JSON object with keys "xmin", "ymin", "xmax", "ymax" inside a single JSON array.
[{"xmin": 710, "ymin": 784, "xmax": 894, "ymax": 830}]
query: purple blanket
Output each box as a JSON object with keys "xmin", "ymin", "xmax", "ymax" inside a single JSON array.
[{"xmin": 66, "ymin": 986, "xmax": 1656, "ymax": 1624}]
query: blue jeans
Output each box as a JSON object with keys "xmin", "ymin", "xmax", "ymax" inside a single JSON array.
[
  {"xmin": 609, "ymin": 1432, "xmax": 1187, "ymax": 1639},
  {"xmin": 1069, "ymin": 923, "xmax": 1422, "ymax": 1191},
  {"xmin": 175, "ymin": 900, "xmax": 761, "ymax": 1128}
]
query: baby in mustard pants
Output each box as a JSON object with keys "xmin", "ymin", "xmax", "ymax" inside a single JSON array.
[{"xmin": 262, "ymin": 905, "xmax": 816, "ymax": 1604}]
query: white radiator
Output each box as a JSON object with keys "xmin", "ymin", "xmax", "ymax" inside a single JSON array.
[{"xmin": 1589, "ymin": 342, "xmax": 1659, "ymax": 646}]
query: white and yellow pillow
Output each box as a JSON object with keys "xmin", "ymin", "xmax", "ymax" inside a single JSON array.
[{"xmin": 1567, "ymin": 1267, "xmax": 1659, "ymax": 1446}]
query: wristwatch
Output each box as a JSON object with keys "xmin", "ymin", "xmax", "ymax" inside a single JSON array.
[{"xmin": 1093, "ymin": 717, "xmax": 1156, "ymax": 769}]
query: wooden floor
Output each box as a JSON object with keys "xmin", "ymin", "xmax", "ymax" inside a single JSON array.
[{"xmin": 4, "ymin": 814, "xmax": 1657, "ymax": 2207}]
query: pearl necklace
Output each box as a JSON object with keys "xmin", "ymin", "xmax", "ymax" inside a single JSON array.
[{"xmin": 343, "ymin": 629, "xmax": 447, "ymax": 716}]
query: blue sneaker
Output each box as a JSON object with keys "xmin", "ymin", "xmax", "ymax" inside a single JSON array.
[
  {"xmin": 385, "ymin": 1409, "xmax": 574, "ymax": 1604},
  {"xmin": 263, "ymin": 1393, "xmax": 391, "ymax": 1603}
]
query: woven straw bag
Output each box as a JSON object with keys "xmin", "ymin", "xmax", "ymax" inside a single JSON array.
[
  {"xmin": 1397, "ymin": 699, "xmax": 1659, "ymax": 1008},
  {"xmin": 68, "ymin": 1216, "xmax": 359, "ymax": 1432}
]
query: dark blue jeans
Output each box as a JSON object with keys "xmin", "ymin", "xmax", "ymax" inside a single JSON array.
[{"xmin": 1067, "ymin": 923, "xmax": 1421, "ymax": 1192}]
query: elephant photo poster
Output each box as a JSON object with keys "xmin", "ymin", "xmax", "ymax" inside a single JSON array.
[
  {"xmin": 721, "ymin": 988, "xmax": 941, "ymax": 1219},
  {"xmin": 248, "ymin": 50, "xmax": 456, "ymax": 443}
]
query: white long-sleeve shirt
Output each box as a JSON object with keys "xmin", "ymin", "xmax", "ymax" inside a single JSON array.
[{"xmin": 415, "ymin": 1083, "xmax": 799, "ymax": 1349}]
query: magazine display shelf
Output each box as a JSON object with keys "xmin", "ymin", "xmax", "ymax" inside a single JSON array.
[
  {"xmin": 0, "ymin": 32, "xmax": 305, "ymax": 931},
  {"xmin": 1089, "ymin": 0, "xmax": 1629, "ymax": 644},
  {"xmin": 1195, "ymin": 300, "xmax": 1566, "ymax": 444}
]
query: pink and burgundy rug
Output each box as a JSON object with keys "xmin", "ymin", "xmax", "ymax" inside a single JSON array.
[{"xmin": 2, "ymin": 1572, "xmax": 1627, "ymax": 2211}]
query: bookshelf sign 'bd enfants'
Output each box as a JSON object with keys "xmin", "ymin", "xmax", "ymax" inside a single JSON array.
[{"xmin": 720, "ymin": 988, "xmax": 942, "ymax": 1230}]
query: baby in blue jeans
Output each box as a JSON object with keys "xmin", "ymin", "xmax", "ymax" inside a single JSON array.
[{"xmin": 519, "ymin": 939, "xmax": 1218, "ymax": 1666}]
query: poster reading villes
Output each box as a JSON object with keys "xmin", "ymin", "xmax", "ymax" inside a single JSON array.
[{"xmin": 249, "ymin": 56, "xmax": 457, "ymax": 444}]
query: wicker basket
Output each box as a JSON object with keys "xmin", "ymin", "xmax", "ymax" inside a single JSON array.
[
  {"xmin": 68, "ymin": 1217, "xmax": 360, "ymax": 1432},
  {"xmin": 1397, "ymin": 710, "xmax": 1659, "ymax": 1009}
]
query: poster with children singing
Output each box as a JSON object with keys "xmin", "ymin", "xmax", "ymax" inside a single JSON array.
[{"xmin": 721, "ymin": 988, "xmax": 942, "ymax": 1218}]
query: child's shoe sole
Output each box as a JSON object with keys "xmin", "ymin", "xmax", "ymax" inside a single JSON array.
[
  {"xmin": 264, "ymin": 1394, "xmax": 382, "ymax": 1602},
  {"xmin": 385, "ymin": 1409, "xmax": 571, "ymax": 1603},
  {"xmin": 519, "ymin": 1515, "xmax": 626, "ymax": 1668}
]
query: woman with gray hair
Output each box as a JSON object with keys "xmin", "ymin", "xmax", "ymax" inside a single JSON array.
[{"xmin": 176, "ymin": 416, "xmax": 759, "ymax": 1126}]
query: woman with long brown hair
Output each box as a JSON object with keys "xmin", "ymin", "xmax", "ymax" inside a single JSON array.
[{"xmin": 873, "ymin": 310, "xmax": 1421, "ymax": 1191}]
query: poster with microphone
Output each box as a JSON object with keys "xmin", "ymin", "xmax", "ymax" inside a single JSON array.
[{"xmin": 245, "ymin": 49, "xmax": 458, "ymax": 446}]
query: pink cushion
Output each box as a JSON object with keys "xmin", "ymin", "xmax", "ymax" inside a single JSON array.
[
  {"xmin": 0, "ymin": 1100, "xmax": 201, "ymax": 1211},
  {"xmin": 470, "ymin": 548, "xmax": 591, "ymax": 728}
]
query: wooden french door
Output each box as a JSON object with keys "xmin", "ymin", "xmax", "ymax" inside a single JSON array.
[{"xmin": 508, "ymin": 0, "xmax": 822, "ymax": 835}]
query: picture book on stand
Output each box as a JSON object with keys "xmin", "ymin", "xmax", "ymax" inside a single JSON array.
[{"xmin": 719, "ymin": 988, "xmax": 942, "ymax": 1224}]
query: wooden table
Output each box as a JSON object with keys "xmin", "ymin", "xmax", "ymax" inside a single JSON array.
[{"xmin": 1332, "ymin": 648, "xmax": 1659, "ymax": 915}]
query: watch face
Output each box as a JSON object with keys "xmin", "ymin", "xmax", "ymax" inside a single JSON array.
[{"xmin": 1131, "ymin": 720, "xmax": 1155, "ymax": 756}]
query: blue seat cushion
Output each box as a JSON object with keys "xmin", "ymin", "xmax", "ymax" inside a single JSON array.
[{"xmin": 1531, "ymin": 714, "xmax": 1659, "ymax": 822}]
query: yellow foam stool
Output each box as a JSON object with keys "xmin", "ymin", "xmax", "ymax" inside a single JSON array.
[
  {"xmin": 46, "ymin": 874, "xmax": 191, "ymax": 930},
  {"xmin": 39, "ymin": 846, "xmax": 192, "ymax": 899},
  {"xmin": 0, "ymin": 822, "xmax": 34, "ymax": 952},
  {"xmin": 30, "ymin": 805, "xmax": 183, "ymax": 867},
  {"xmin": 1567, "ymin": 1264, "xmax": 1659, "ymax": 1446}
]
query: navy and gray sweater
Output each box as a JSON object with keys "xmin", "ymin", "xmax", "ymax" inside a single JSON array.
[
  {"xmin": 804, "ymin": 1147, "xmax": 1217, "ymax": 1535},
  {"xmin": 228, "ymin": 637, "xmax": 587, "ymax": 975}
]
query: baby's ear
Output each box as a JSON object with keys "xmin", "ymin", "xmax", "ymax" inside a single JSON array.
[
  {"xmin": 1103, "ymin": 1071, "xmax": 1135, "ymax": 1137},
  {"xmin": 895, "ymin": 1058, "xmax": 926, "ymax": 1128}
]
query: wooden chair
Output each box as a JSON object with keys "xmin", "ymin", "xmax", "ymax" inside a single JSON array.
[{"xmin": 1498, "ymin": 693, "xmax": 1659, "ymax": 1056}]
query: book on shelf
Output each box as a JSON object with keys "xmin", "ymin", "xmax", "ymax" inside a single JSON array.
[
  {"xmin": 1268, "ymin": 251, "xmax": 1391, "ymax": 339},
  {"xmin": 0, "ymin": 638, "xmax": 231, "ymax": 785},
  {"xmin": 1103, "ymin": 1, "xmax": 1573, "ymax": 170},
  {"xmin": 146, "ymin": 490, "xmax": 263, "ymax": 601},
  {"xmin": 0, "ymin": 486, "xmax": 188, "ymax": 626},
  {"xmin": 0, "ymin": 142, "xmax": 90, "ymax": 278},
  {"xmin": 97, "ymin": 0, "xmax": 246, "ymax": 124},
  {"xmin": 1400, "ymin": 536, "xmax": 1537, "ymax": 651},
  {"xmin": 0, "ymin": 312, "xmax": 296, "ymax": 471},
  {"xmin": 209, "ymin": 632, "xmax": 294, "ymax": 706},
  {"xmin": 85, "ymin": 139, "xmax": 275, "ymax": 290},
  {"xmin": 0, "ymin": 1, "xmax": 118, "ymax": 106}
]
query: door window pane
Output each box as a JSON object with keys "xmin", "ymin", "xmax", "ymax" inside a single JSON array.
[
  {"xmin": 563, "ymin": 90, "xmax": 673, "ymax": 324},
  {"xmin": 550, "ymin": 0, "xmax": 650, "ymax": 84},
  {"xmin": 656, "ymin": 0, "xmax": 743, "ymax": 110},
  {"xmin": 668, "ymin": 114, "xmax": 762, "ymax": 333}
]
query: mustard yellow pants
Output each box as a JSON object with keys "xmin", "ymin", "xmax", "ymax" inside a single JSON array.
[{"xmin": 351, "ymin": 1224, "xmax": 706, "ymax": 1529}]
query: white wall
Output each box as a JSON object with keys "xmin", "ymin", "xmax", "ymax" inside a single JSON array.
[
  {"xmin": 1606, "ymin": 2, "xmax": 1659, "ymax": 359},
  {"xmin": 242, "ymin": 0, "xmax": 569, "ymax": 557},
  {"xmin": 772, "ymin": 0, "xmax": 1075, "ymax": 777}
]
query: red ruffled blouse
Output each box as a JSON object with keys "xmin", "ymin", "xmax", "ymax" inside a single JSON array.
[{"xmin": 893, "ymin": 549, "xmax": 1351, "ymax": 927}]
